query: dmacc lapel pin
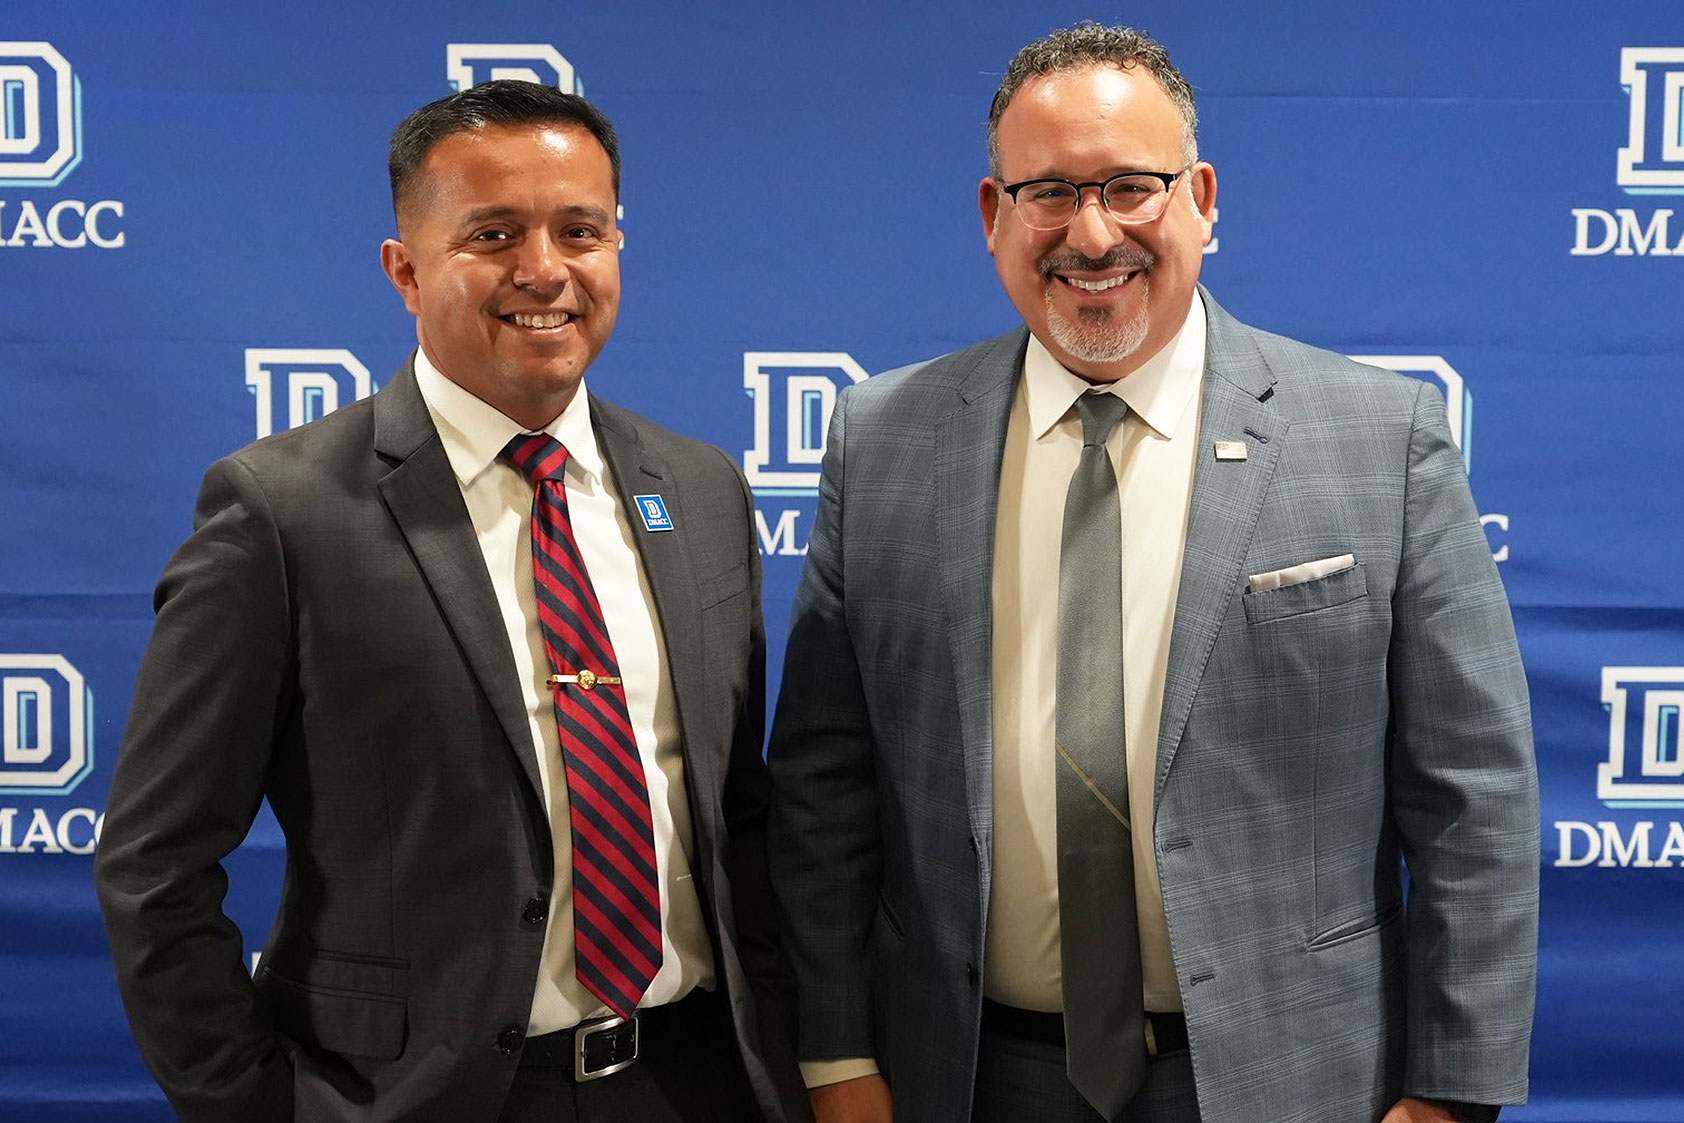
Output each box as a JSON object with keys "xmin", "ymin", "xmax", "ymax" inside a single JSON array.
[{"xmin": 633, "ymin": 494, "xmax": 675, "ymax": 532}]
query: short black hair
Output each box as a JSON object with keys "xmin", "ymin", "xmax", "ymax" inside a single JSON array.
[{"xmin": 388, "ymin": 79, "xmax": 621, "ymax": 225}]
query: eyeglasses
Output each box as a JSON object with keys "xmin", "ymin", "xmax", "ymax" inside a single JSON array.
[{"xmin": 999, "ymin": 169, "xmax": 1188, "ymax": 231}]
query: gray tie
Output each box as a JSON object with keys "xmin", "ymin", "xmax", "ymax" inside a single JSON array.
[{"xmin": 1057, "ymin": 391, "xmax": 1146, "ymax": 1118}]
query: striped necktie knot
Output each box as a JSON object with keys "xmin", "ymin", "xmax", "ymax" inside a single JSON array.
[{"xmin": 502, "ymin": 433, "xmax": 570, "ymax": 483}]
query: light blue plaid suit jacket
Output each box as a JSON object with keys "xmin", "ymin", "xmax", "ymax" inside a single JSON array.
[{"xmin": 766, "ymin": 289, "xmax": 1538, "ymax": 1123}]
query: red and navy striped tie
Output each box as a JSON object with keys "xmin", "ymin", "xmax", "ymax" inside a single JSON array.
[{"xmin": 503, "ymin": 433, "xmax": 662, "ymax": 1019}]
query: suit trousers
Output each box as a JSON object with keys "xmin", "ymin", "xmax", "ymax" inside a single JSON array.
[
  {"xmin": 498, "ymin": 990, "xmax": 757, "ymax": 1123},
  {"xmin": 971, "ymin": 1017, "xmax": 1201, "ymax": 1123}
]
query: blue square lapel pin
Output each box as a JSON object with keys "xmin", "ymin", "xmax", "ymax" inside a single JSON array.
[{"xmin": 633, "ymin": 494, "xmax": 675, "ymax": 532}]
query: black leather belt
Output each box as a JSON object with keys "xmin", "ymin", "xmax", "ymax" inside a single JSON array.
[
  {"xmin": 981, "ymin": 998, "xmax": 1189, "ymax": 1057},
  {"xmin": 517, "ymin": 989, "xmax": 712, "ymax": 1081}
]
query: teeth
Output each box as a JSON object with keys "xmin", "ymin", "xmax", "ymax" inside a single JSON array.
[
  {"xmin": 511, "ymin": 312, "xmax": 572, "ymax": 328},
  {"xmin": 1063, "ymin": 273, "xmax": 1132, "ymax": 292}
]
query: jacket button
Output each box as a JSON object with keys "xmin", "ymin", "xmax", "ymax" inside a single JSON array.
[
  {"xmin": 966, "ymin": 962, "xmax": 979, "ymax": 986},
  {"xmin": 497, "ymin": 1026, "xmax": 524, "ymax": 1055},
  {"xmin": 521, "ymin": 896, "xmax": 548, "ymax": 928}
]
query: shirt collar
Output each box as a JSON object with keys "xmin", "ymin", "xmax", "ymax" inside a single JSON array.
[
  {"xmin": 412, "ymin": 347, "xmax": 605, "ymax": 489},
  {"xmin": 1023, "ymin": 290, "xmax": 1207, "ymax": 442}
]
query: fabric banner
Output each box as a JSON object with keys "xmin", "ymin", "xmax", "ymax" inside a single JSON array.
[{"xmin": 1, "ymin": 3, "xmax": 1679, "ymax": 1118}]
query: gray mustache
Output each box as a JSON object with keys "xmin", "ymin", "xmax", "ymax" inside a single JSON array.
[{"xmin": 1039, "ymin": 247, "xmax": 1155, "ymax": 279}]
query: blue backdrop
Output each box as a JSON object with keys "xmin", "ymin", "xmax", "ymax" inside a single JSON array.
[{"xmin": 3, "ymin": 2, "xmax": 1681, "ymax": 1118}]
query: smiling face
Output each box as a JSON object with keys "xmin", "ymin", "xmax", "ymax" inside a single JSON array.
[
  {"xmin": 980, "ymin": 64, "xmax": 1216, "ymax": 382},
  {"xmin": 381, "ymin": 122, "xmax": 621, "ymax": 429}
]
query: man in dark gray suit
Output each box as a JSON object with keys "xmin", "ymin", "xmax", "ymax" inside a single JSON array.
[
  {"xmin": 95, "ymin": 81, "xmax": 806, "ymax": 1123},
  {"xmin": 767, "ymin": 24, "xmax": 1536, "ymax": 1123}
]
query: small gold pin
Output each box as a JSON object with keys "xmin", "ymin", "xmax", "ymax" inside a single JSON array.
[
  {"xmin": 1214, "ymin": 440, "xmax": 1248, "ymax": 461},
  {"xmin": 547, "ymin": 670, "xmax": 622, "ymax": 691}
]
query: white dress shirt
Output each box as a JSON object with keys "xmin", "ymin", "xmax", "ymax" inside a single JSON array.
[
  {"xmin": 413, "ymin": 349, "xmax": 714, "ymax": 1033},
  {"xmin": 987, "ymin": 294, "xmax": 1207, "ymax": 1014}
]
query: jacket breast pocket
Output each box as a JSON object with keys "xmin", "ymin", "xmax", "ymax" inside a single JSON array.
[
  {"xmin": 1242, "ymin": 561, "xmax": 1368, "ymax": 626},
  {"xmin": 259, "ymin": 958, "xmax": 408, "ymax": 1061}
]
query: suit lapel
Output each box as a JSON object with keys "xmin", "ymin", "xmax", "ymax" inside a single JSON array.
[
  {"xmin": 935, "ymin": 330, "xmax": 1028, "ymax": 864},
  {"xmin": 591, "ymin": 400, "xmax": 721, "ymax": 864},
  {"xmin": 372, "ymin": 362, "xmax": 547, "ymax": 804},
  {"xmin": 1155, "ymin": 292, "xmax": 1288, "ymax": 803}
]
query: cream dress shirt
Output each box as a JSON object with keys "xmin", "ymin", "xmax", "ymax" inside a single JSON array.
[
  {"xmin": 413, "ymin": 349, "xmax": 714, "ymax": 1034},
  {"xmin": 800, "ymin": 294, "xmax": 1207, "ymax": 1089},
  {"xmin": 987, "ymin": 294, "xmax": 1206, "ymax": 1014}
]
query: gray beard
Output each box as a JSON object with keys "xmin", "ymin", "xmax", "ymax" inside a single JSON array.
[{"xmin": 1043, "ymin": 275, "xmax": 1151, "ymax": 366}]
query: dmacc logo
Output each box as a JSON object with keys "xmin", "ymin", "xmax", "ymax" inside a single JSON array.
[
  {"xmin": 1597, "ymin": 667, "xmax": 1684, "ymax": 807},
  {"xmin": 1553, "ymin": 667, "xmax": 1684, "ymax": 870},
  {"xmin": 742, "ymin": 352, "xmax": 869, "ymax": 556},
  {"xmin": 1569, "ymin": 47, "xmax": 1684, "ymax": 256},
  {"xmin": 0, "ymin": 41, "xmax": 125, "ymax": 250},
  {"xmin": 246, "ymin": 348, "xmax": 374, "ymax": 438},
  {"xmin": 447, "ymin": 44, "xmax": 584, "ymax": 94},
  {"xmin": 1617, "ymin": 48, "xmax": 1684, "ymax": 194},
  {"xmin": 0, "ymin": 42, "xmax": 79, "ymax": 187},
  {"xmin": 0, "ymin": 654, "xmax": 92, "ymax": 796}
]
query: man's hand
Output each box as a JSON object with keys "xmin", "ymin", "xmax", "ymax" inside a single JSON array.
[
  {"xmin": 809, "ymin": 1073, "xmax": 893, "ymax": 1123},
  {"xmin": 1380, "ymin": 1097, "xmax": 1460, "ymax": 1123}
]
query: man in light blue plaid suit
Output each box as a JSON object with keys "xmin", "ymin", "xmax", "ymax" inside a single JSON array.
[{"xmin": 765, "ymin": 23, "xmax": 1537, "ymax": 1123}]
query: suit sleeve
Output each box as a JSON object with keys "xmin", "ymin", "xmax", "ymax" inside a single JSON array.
[
  {"xmin": 94, "ymin": 455, "xmax": 295, "ymax": 1122},
  {"xmin": 713, "ymin": 449, "xmax": 815, "ymax": 1122},
  {"xmin": 1387, "ymin": 380, "xmax": 1539, "ymax": 1104},
  {"xmin": 764, "ymin": 391, "xmax": 885, "ymax": 1062}
]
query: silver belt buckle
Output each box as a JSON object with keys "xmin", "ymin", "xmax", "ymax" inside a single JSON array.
[{"xmin": 574, "ymin": 1013, "xmax": 639, "ymax": 1081}]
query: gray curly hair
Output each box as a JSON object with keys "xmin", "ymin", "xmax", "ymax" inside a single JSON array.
[{"xmin": 987, "ymin": 22, "xmax": 1198, "ymax": 177}]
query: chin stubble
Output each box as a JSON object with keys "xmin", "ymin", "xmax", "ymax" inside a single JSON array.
[{"xmin": 1039, "ymin": 246, "xmax": 1154, "ymax": 365}]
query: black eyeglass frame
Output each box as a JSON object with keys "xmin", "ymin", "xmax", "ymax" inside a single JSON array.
[{"xmin": 999, "ymin": 169, "xmax": 1188, "ymax": 228}]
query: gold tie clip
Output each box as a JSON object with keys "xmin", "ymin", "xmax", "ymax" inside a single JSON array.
[{"xmin": 548, "ymin": 670, "xmax": 621, "ymax": 691}]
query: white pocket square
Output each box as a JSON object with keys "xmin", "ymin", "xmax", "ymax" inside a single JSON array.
[{"xmin": 1248, "ymin": 553, "xmax": 1356, "ymax": 593}]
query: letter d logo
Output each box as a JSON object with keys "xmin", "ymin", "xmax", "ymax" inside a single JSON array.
[{"xmin": 0, "ymin": 42, "xmax": 80, "ymax": 187}]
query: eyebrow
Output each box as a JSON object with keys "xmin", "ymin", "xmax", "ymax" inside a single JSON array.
[
  {"xmin": 458, "ymin": 203, "xmax": 614, "ymax": 227},
  {"xmin": 1012, "ymin": 166, "xmax": 1161, "ymax": 182}
]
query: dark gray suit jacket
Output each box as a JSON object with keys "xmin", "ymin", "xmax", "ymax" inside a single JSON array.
[
  {"xmin": 766, "ymin": 291, "xmax": 1538, "ymax": 1122},
  {"xmin": 95, "ymin": 361, "xmax": 808, "ymax": 1122}
]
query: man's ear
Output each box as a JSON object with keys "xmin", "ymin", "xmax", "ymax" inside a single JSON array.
[
  {"xmin": 1189, "ymin": 161, "xmax": 1218, "ymax": 243},
  {"xmin": 979, "ymin": 177, "xmax": 1002, "ymax": 256},
  {"xmin": 381, "ymin": 238, "xmax": 422, "ymax": 316}
]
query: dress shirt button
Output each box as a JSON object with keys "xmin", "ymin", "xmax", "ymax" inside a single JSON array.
[
  {"xmin": 521, "ymin": 896, "xmax": 548, "ymax": 928},
  {"xmin": 496, "ymin": 1026, "xmax": 524, "ymax": 1055}
]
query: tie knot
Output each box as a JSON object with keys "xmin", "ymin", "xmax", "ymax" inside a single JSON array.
[
  {"xmin": 501, "ymin": 433, "xmax": 569, "ymax": 483},
  {"xmin": 1073, "ymin": 391, "xmax": 1129, "ymax": 447}
]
